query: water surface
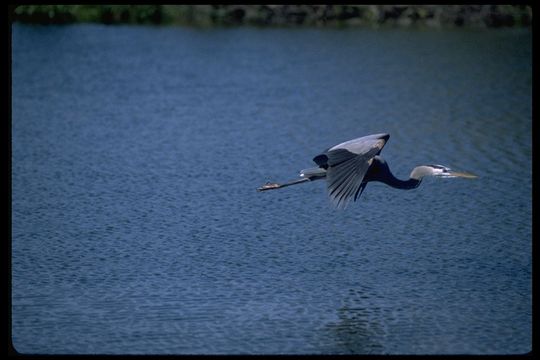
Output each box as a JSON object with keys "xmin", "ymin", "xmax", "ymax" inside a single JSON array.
[{"xmin": 12, "ymin": 24, "xmax": 531, "ymax": 354}]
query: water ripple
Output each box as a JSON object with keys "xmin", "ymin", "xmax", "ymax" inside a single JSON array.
[{"xmin": 12, "ymin": 24, "xmax": 531, "ymax": 354}]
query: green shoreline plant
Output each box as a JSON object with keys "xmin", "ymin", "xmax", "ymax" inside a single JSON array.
[{"xmin": 11, "ymin": 5, "xmax": 532, "ymax": 28}]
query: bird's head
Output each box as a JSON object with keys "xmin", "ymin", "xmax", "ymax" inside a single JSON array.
[{"xmin": 411, "ymin": 164, "xmax": 478, "ymax": 180}]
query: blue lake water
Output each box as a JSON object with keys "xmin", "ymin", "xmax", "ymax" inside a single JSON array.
[{"xmin": 11, "ymin": 23, "xmax": 531, "ymax": 354}]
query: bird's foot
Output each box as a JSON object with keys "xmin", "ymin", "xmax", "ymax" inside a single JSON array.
[{"xmin": 257, "ymin": 182, "xmax": 281, "ymax": 191}]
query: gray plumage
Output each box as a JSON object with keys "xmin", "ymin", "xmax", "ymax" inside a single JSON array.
[
  {"xmin": 311, "ymin": 133, "xmax": 389, "ymax": 209},
  {"xmin": 257, "ymin": 133, "xmax": 477, "ymax": 209}
]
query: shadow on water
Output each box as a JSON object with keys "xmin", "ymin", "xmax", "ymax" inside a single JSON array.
[{"xmin": 319, "ymin": 287, "xmax": 386, "ymax": 354}]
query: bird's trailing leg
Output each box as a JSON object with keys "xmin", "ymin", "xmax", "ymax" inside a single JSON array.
[{"xmin": 257, "ymin": 177, "xmax": 311, "ymax": 192}]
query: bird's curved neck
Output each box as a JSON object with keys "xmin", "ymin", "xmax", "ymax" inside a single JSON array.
[
  {"xmin": 383, "ymin": 172, "xmax": 421, "ymax": 190},
  {"xmin": 375, "ymin": 164, "xmax": 421, "ymax": 190}
]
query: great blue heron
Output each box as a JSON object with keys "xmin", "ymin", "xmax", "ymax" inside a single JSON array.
[{"xmin": 257, "ymin": 133, "xmax": 477, "ymax": 209}]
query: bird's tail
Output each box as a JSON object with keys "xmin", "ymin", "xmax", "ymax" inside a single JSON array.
[{"xmin": 300, "ymin": 167, "xmax": 326, "ymax": 180}]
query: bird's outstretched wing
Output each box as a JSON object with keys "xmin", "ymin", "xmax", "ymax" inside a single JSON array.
[
  {"xmin": 355, "ymin": 181, "xmax": 369, "ymax": 202},
  {"xmin": 313, "ymin": 134, "xmax": 389, "ymax": 209},
  {"xmin": 325, "ymin": 149, "xmax": 378, "ymax": 209}
]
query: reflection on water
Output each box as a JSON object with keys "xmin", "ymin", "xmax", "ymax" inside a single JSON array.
[
  {"xmin": 329, "ymin": 307, "xmax": 385, "ymax": 354},
  {"xmin": 12, "ymin": 24, "xmax": 531, "ymax": 354},
  {"xmin": 322, "ymin": 288, "xmax": 385, "ymax": 354}
]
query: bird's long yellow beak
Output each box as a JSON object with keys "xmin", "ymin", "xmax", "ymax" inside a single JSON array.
[{"xmin": 448, "ymin": 171, "xmax": 478, "ymax": 179}]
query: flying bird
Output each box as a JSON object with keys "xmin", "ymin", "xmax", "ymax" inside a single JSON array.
[{"xmin": 257, "ymin": 133, "xmax": 477, "ymax": 209}]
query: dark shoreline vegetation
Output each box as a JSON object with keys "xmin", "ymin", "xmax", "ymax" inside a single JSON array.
[{"xmin": 11, "ymin": 5, "xmax": 532, "ymax": 28}]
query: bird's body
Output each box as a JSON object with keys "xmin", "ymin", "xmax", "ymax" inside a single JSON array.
[{"xmin": 258, "ymin": 133, "xmax": 477, "ymax": 209}]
